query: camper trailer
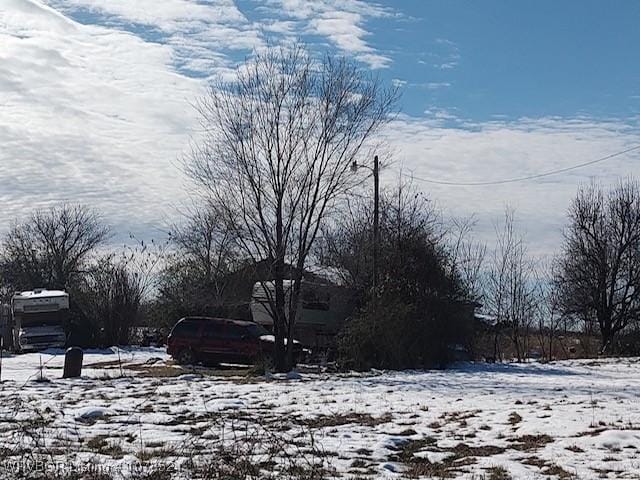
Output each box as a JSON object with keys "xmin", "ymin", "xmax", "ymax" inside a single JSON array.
[
  {"xmin": 250, "ymin": 280, "xmax": 354, "ymax": 349},
  {"xmin": 9, "ymin": 289, "xmax": 68, "ymax": 352}
]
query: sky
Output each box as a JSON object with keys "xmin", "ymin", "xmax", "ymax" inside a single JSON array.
[{"xmin": 1, "ymin": 0, "xmax": 639, "ymax": 256}]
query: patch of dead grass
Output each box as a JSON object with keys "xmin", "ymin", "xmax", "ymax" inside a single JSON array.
[
  {"xmin": 486, "ymin": 465, "xmax": 512, "ymax": 480},
  {"xmin": 508, "ymin": 412, "xmax": 523, "ymax": 426},
  {"xmin": 508, "ymin": 434, "xmax": 553, "ymax": 451},
  {"xmin": 298, "ymin": 412, "xmax": 392, "ymax": 428}
]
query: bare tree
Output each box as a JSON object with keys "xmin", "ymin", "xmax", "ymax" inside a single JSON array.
[
  {"xmin": 320, "ymin": 180, "xmax": 450, "ymax": 296},
  {"xmin": 449, "ymin": 216, "xmax": 486, "ymax": 303},
  {"xmin": 485, "ymin": 208, "xmax": 537, "ymax": 361},
  {"xmin": 186, "ymin": 45, "xmax": 397, "ymax": 371},
  {"xmin": 1, "ymin": 204, "xmax": 110, "ymax": 291},
  {"xmin": 156, "ymin": 201, "xmax": 239, "ymax": 324},
  {"xmin": 77, "ymin": 255, "xmax": 144, "ymax": 346},
  {"xmin": 321, "ymin": 181, "xmax": 473, "ymax": 369},
  {"xmin": 316, "ymin": 194, "xmax": 374, "ymax": 291},
  {"xmin": 170, "ymin": 201, "xmax": 238, "ymax": 300},
  {"xmin": 534, "ymin": 260, "xmax": 565, "ymax": 361},
  {"xmin": 557, "ymin": 179, "xmax": 640, "ymax": 353}
]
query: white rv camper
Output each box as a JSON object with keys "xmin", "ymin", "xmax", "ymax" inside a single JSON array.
[
  {"xmin": 250, "ymin": 280, "xmax": 353, "ymax": 348},
  {"xmin": 10, "ymin": 289, "xmax": 68, "ymax": 352}
]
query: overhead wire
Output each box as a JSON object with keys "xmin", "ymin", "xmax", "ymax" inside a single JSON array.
[{"xmin": 395, "ymin": 144, "xmax": 640, "ymax": 186}]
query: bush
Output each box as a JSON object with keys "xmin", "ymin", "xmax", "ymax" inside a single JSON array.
[
  {"xmin": 337, "ymin": 294, "xmax": 475, "ymax": 370},
  {"xmin": 71, "ymin": 257, "xmax": 143, "ymax": 347}
]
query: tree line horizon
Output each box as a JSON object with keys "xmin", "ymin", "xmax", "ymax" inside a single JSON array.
[{"xmin": 2, "ymin": 45, "xmax": 639, "ymax": 371}]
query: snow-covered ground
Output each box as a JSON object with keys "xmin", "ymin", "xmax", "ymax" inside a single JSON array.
[
  {"xmin": 1, "ymin": 348, "xmax": 639, "ymax": 479},
  {"xmin": 0, "ymin": 347, "xmax": 166, "ymax": 384}
]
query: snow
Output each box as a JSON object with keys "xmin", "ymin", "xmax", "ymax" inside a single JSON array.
[
  {"xmin": 1, "ymin": 349, "xmax": 640, "ymax": 479},
  {"xmin": 0, "ymin": 346, "xmax": 166, "ymax": 383},
  {"xmin": 14, "ymin": 289, "xmax": 68, "ymax": 299},
  {"xmin": 73, "ymin": 406, "xmax": 113, "ymax": 422},
  {"xmin": 259, "ymin": 334, "xmax": 301, "ymax": 345}
]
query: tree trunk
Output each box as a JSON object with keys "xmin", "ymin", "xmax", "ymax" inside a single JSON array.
[
  {"xmin": 272, "ymin": 193, "xmax": 288, "ymax": 372},
  {"xmin": 598, "ymin": 311, "xmax": 614, "ymax": 355},
  {"xmin": 600, "ymin": 326, "xmax": 613, "ymax": 355},
  {"xmin": 273, "ymin": 257, "xmax": 287, "ymax": 372},
  {"xmin": 286, "ymin": 274, "xmax": 304, "ymax": 370}
]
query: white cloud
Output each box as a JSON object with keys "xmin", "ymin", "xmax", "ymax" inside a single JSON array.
[
  {"xmin": 380, "ymin": 116, "xmax": 640, "ymax": 257},
  {"xmin": 42, "ymin": 0, "xmax": 265, "ymax": 78},
  {"xmin": 435, "ymin": 61, "xmax": 458, "ymax": 70},
  {"xmin": 0, "ymin": 0, "xmax": 401, "ymax": 246},
  {"xmin": 429, "ymin": 37, "xmax": 460, "ymax": 71},
  {"xmin": 401, "ymin": 82, "xmax": 452, "ymax": 90},
  {"xmin": 0, "ymin": 0, "xmax": 206, "ymax": 241},
  {"xmin": 262, "ymin": 0, "xmax": 394, "ymax": 68},
  {"xmin": 2, "ymin": 0, "xmax": 639, "ymax": 262},
  {"xmin": 425, "ymin": 82, "xmax": 451, "ymax": 90}
]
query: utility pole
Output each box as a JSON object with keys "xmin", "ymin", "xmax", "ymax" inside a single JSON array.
[
  {"xmin": 373, "ymin": 155, "xmax": 379, "ymax": 297},
  {"xmin": 351, "ymin": 155, "xmax": 380, "ymax": 299}
]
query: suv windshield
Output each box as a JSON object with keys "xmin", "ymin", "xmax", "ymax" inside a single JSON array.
[{"xmin": 247, "ymin": 324, "xmax": 270, "ymax": 338}]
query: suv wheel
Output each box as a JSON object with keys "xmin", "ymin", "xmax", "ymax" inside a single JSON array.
[{"xmin": 176, "ymin": 349, "xmax": 196, "ymax": 365}]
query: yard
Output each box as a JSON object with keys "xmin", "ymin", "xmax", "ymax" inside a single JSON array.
[{"xmin": 0, "ymin": 348, "xmax": 639, "ymax": 479}]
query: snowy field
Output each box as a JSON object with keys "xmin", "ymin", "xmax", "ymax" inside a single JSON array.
[{"xmin": 1, "ymin": 348, "xmax": 639, "ymax": 479}]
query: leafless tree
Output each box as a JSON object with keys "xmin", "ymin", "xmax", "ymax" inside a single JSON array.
[
  {"xmin": 533, "ymin": 260, "xmax": 565, "ymax": 360},
  {"xmin": 77, "ymin": 254, "xmax": 144, "ymax": 345},
  {"xmin": 1, "ymin": 204, "xmax": 110, "ymax": 291},
  {"xmin": 155, "ymin": 201, "xmax": 240, "ymax": 325},
  {"xmin": 485, "ymin": 208, "xmax": 537, "ymax": 361},
  {"xmin": 321, "ymin": 181, "xmax": 473, "ymax": 369},
  {"xmin": 316, "ymin": 194, "xmax": 374, "ymax": 290},
  {"xmin": 319, "ymin": 180, "xmax": 444, "ymax": 292},
  {"xmin": 169, "ymin": 201, "xmax": 238, "ymax": 300},
  {"xmin": 186, "ymin": 45, "xmax": 397, "ymax": 371},
  {"xmin": 557, "ymin": 179, "xmax": 640, "ymax": 353},
  {"xmin": 449, "ymin": 216, "xmax": 487, "ymax": 303}
]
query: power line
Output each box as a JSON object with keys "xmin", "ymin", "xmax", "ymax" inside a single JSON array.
[{"xmin": 399, "ymin": 144, "xmax": 640, "ymax": 186}]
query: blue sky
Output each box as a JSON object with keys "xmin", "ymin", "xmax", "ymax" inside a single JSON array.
[
  {"xmin": 52, "ymin": 0, "xmax": 640, "ymax": 121},
  {"xmin": 1, "ymin": 0, "xmax": 639, "ymax": 254},
  {"xmin": 406, "ymin": 1, "xmax": 639, "ymax": 121},
  {"xmin": 384, "ymin": 0, "xmax": 640, "ymax": 121}
]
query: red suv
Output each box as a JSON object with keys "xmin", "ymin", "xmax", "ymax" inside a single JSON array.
[{"xmin": 166, "ymin": 317, "xmax": 305, "ymax": 366}]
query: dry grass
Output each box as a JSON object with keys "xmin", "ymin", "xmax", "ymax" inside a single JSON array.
[
  {"xmin": 565, "ymin": 444, "xmax": 585, "ymax": 453},
  {"xmin": 541, "ymin": 463, "xmax": 577, "ymax": 479},
  {"xmin": 86, "ymin": 435, "xmax": 125, "ymax": 458},
  {"xmin": 508, "ymin": 434, "xmax": 553, "ymax": 451},
  {"xmin": 389, "ymin": 437, "xmax": 507, "ymax": 479},
  {"xmin": 297, "ymin": 412, "xmax": 392, "ymax": 429},
  {"xmin": 507, "ymin": 412, "xmax": 523, "ymax": 426},
  {"xmin": 486, "ymin": 465, "xmax": 512, "ymax": 480}
]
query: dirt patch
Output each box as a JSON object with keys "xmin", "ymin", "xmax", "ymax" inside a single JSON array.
[
  {"xmin": 387, "ymin": 428, "xmax": 417, "ymax": 436},
  {"xmin": 86, "ymin": 435, "xmax": 125, "ymax": 459},
  {"xmin": 440, "ymin": 409, "xmax": 482, "ymax": 428},
  {"xmin": 508, "ymin": 412, "xmax": 523, "ymax": 426},
  {"xmin": 390, "ymin": 438, "xmax": 504, "ymax": 479},
  {"xmin": 521, "ymin": 456, "xmax": 547, "ymax": 468},
  {"xmin": 508, "ymin": 434, "xmax": 553, "ymax": 451},
  {"xmin": 450, "ymin": 443, "xmax": 506, "ymax": 457},
  {"xmin": 565, "ymin": 444, "xmax": 584, "ymax": 453},
  {"xmin": 542, "ymin": 463, "xmax": 576, "ymax": 479},
  {"xmin": 486, "ymin": 465, "xmax": 512, "ymax": 480},
  {"xmin": 298, "ymin": 412, "xmax": 392, "ymax": 428},
  {"xmin": 84, "ymin": 360, "xmax": 126, "ymax": 369}
]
